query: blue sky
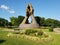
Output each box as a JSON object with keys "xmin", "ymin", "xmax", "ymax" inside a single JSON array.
[{"xmin": 0, "ymin": 0, "xmax": 60, "ymax": 21}]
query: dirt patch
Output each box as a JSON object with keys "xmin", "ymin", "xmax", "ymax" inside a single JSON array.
[{"xmin": 54, "ymin": 28, "xmax": 60, "ymax": 34}]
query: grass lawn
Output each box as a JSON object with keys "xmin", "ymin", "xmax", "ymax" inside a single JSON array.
[{"xmin": 0, "ymin": 28, "xmax": 60, "ymax": 45}]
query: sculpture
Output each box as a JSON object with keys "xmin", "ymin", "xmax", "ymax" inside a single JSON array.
[{"xmin": 19, "ymin": 3, "xmax": 39, "ymax": 29}]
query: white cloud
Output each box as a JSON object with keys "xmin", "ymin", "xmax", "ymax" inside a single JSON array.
[
  {"xmin": 0, "ymin": 4, "xmax": 15, "ymax": 14},
  {"xmin": 8, "ymin": 10, "xmax": 15, "ymax": 14},
  {"xmin": 0, "ymin": 5, "xmax": 9, "ymax": 10}
]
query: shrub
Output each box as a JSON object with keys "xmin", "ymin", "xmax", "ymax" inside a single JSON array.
[
  {"xmin": 13, "ymin": 31, "xmax": 20, "ymax": 34},
  {"xmin": 25, "ymin": 29, "xmax": 37, "ymax": 35},
  {"xmin": 20, "ymin": 30, "xmax": 26, "ymax": 34},
  {"xmin": 38, "ymin": 30, "xmax": 43, "ymax": 36},
  {"xmin": 43, "ymin": 32, "xmax": 49, "ymax": 38},
  {"xmin": 49, "ymin": 27, "xmax": 53, "ymax": 32}
]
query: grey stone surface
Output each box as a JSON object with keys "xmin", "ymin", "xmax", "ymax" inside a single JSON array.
[{"xmin": 19, "ymin": 24, "xmax": 39, "ymax": 29}]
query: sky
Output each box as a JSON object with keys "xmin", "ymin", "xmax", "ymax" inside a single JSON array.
[{"xmin": 0, "ymin": 0, "xmax": 60, "ymax": 21}]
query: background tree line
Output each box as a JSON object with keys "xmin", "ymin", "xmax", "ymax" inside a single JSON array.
[
  {"xmin": 0, "ymin": 15, "xmax": 60, "ymax": 28},
  {"xmin": 0, "ymin": 18, "xmax": 12, "ymax": 27}
]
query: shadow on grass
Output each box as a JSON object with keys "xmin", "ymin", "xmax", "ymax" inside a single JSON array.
[{"xmin": 0, "ymin": 39, "xmax": 6, "ymax": 44}]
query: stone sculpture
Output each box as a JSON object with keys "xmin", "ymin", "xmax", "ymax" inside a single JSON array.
[{"xmin": 19, "ymin": 3, "xmax": 39, "ymax": 29}]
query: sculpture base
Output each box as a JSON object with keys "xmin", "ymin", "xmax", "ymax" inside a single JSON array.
[{"xmin": 19, "ymin": 23, "xmax": 39, "ymax": 29}]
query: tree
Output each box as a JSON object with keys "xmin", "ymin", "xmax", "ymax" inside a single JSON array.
[
  {"xmin": 35, "ymin": 16, "xmax": 45, "ymax": 26},
  {"xmin": 0, "ymin": 18, "xmax": 9, "ymax": 27},
  {"xmin": 54, "ymin": 20, "xmax": 60, "ymax": 27},
  {"xmin": 10, "ymin": 16, "xmax": 24, "ymax": 26},
  {"xmin": 45, "ymin": 18, "xmax": 55, "ymax": 27},
  {"xmin": 10, "ymin": 17, "xmax": 18, "ymax": 26},
  {"xmin": 17, "ymin": 16, "xmax": 24, "ymax": 26},
  {"xmin": 40, "ymin": 17, "xmax": 45, "ymax": 26},
  {"xmin": 35, "ymin": 16, "xmax": 41, "ymax": 26},
  {"xmin": 10, "ymin": 16, "xmax": 60, "ymax": 28}
]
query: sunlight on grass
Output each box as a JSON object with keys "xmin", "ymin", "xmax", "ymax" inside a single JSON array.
[{"xmin": 0, "ymin": 28, "xmax": 60, "ymax": 45}]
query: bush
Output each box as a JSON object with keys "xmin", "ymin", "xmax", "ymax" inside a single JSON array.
[
  {"xmin": 13, "ymin": 31, "xmax": 20, "ymax": 34},
  {"xmin": 43, "ymin": 32, "xmax": 49, "ymax": 38},
  {"xmin": 49, "ymin": 27, "xmax": 53, "ymax": 32},
  {"xmin": 38, "ymin": 30, "xmax": 43, "ymax": 36},
  {"xmin": 20, "ymin": 30, "xmax": 26, "ymax": 34},
  {"xmin": 25, "ymin": 29, "xmax": 37, "ymax": 35}
]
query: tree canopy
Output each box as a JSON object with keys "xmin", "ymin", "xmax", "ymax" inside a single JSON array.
[
  {"xmin": 0, "ymin": 18, "xmax": 9, "ymax": 27},
  {"xmin": 0, "ymin": 15, "xmax": 60, "ymax": 28}
]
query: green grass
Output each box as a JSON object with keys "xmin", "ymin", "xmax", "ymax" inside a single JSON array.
[{"xmin": 0, "ymin": 28, "xmax": 60, "ymax": 45}]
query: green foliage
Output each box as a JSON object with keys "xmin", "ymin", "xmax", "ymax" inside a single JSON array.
[
  {"xmin": 25, "ymin": 29, "xmax": 37, "ymax": 35},
  {"xmin": 49, "ymin": 27, "xmax": 53, "ymax": 32},
  {"xmin": 1, "ymin": 29, "xmax": 60, "ymax": 45},
  {"xmin": 54, "ymin": 20, "xmax": 60, "ymax": 28},
  {"xmin": 35, "ymin": 16, "xmax": 45, "ymax": 26},
  {"xmin": 0, "ymin": 18, "xmax": 9, "ymax": 27},
  {"xmin": 17, "ymin": 16, "xmax": 24, "ymax": 25},
  {"xmin": 38, "ymin": 30, "xmax": 43, "ymax": 36},
  {"xmin": 35, "ymin": 16, "xmax": 60, "ymax": 28},
  {"xmin": 10, "ymin": 17, "xmax": 18, "ymax": 26},
  {"xmin": 43, "ymin": 33, "xmax": 49, "ymax": 38},
  {"xmin": 44, "ymin": 18, "xmax": 55, "ymax": 27},
  {"xmin": 10, "ymin": 16, "xmax": 24, "ymax": 26},
  {"xmin": 0, "ymin": 15, "xmax": 60, "ymax": 28},
  {"xmin": 35, "ymin": 16, "xmax": 41, "ymax": 26}
]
